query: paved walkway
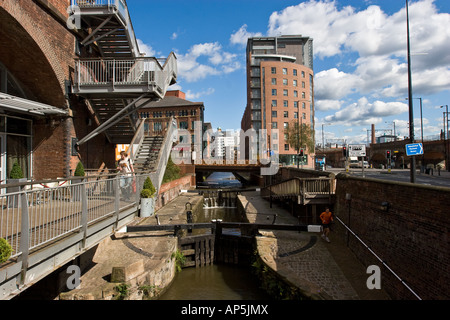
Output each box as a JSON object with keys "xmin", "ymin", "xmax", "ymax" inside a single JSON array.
[{"xmin": 239, "ymin": 191, "xmax": 390, "ymax": 300}]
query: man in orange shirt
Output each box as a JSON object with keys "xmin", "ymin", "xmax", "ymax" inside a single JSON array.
[{"xmin": 320, "ymin": 208, "xmax": 333, "ymax": 243}]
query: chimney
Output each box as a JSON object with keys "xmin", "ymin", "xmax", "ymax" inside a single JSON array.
[{"xmin": 372, "ymin": 124, "xmax": 376, "ymax": 144}]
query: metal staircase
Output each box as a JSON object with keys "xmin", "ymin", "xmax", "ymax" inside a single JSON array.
[
  {"xmin": 133, "ymin": 136, "xmax": 164, "ymax": 172},
  {"xmin": 68, "ymin": 0, "xmax": 177, "ymax": 145}
]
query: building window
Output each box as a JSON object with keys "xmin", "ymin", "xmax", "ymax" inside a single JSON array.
[
  {"xmin": 301, "ymin": 71, "xmax": 305, "ymax": 78},
  {"xmin": 272, "ymin": 89, "xmax": 277, "ymax": 96},
  {"xmin": 293, "ymin": 80, "xmax": 298, "ymax": 87},
  {"xmin": 283, "ymin": 100, "xmax": 288, "ymax": 107},
  {"xmin": 272, "ymin": 122, "xmax": 278, "ymax": 129},
  {"xmin": 283, "ymin": 79, "xmax": 288, "ymax": 86},
  {"xmin": 294, "ymin": 101, "xmax": 298, "ymax": 108},
  {"xmin": 272, "ymin": 111, "xmax": 277, "ymax": 118},
  {"xmin": 271, "ymin": 100, "xmax": 277, "ymax": 107},
  {"xmin": 294, "ymin": 90, "xmax": 298, "ymax": 97},
  {"xmin": 283, "ymin": 89, "xmax": 288, "ymax": 96},
  {"xmin": 293, "ymin": 69, "xmax": 297, "ymax": 76},
  {"xmin": 284, "ymin": 144, "xmax": 289, "ymax": 151},
  {"xmin": 302, "ymin": 102, "xmax": 306, "ymax": 109},
  {"xmin": 271, "ymin": 78, "xmax": 277, "ymax": 85},
  {"xmin": 271, "ymin": 67, "xmax": 276, "ymax": 74},
  {"xmin": 303, "ymin": 113, "xmax": 306, "ymax": 119},
  {"xmin": 302, "ymin": 92, "xmax": 306, "ymax": 99},
  {"xmin": 179, "ymin": 121, "xmax": 188, "ymax": 129},
  {"xmin": 284, "ymin": 111, "xmax": 289, "ymax": 118},
  {"xmin": 294, "ymin": 112, "xmax": 298, "ymax": 119},
  {"xmin": 284, "ymin": 122, "xmax": 289, "ymax": 129},
  {"xmin": 282, "ymin": 68, "xmax": 287, "ymax": 75},
  {"xmin": 302, "ymin": 81, "xmax": 305, "ymax": 88}
]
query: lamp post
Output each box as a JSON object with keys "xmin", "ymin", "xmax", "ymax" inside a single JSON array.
[
  {"xmin": 441, "ymin": 105, "xmax": 449, "ymax": 171},
  {"xmin": 406, "ymin": 0, "xmax": 416, "ymax": 183}
]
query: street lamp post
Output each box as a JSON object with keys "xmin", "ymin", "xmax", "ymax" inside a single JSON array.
[
  {"xmin": 441, "ymin": 105, "xmax": 449, "ymax": 171},
  {"xmin": 406, "ymin": 0, "xmax": 416, "ymax": 183}
]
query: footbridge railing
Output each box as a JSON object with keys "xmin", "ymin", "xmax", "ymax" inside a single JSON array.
[
  {"xmin": 0, "ymin": 171, "xmax": 152, "ymax": 300},
  {"xmin": 261, "ymin": 177, "xmax": 335, "ymax": 205}
]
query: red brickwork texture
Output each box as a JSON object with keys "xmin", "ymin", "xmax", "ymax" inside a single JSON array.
[
  {"xmin": 0, "ymin": 1, "xmax": 117, "ymax": 179},
  {"xmin": 334, "ymin": 174, "xmax": 450, "ymax": 300}
]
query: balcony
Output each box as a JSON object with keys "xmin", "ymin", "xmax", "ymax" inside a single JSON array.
[{"xmin": 72, "ymin": 54, "xmax": 177, "ymax": 99}]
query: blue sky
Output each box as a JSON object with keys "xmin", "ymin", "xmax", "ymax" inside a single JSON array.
[{"xmin": 128, "ymin": 0, "xmax": 450, "ymax": 146}]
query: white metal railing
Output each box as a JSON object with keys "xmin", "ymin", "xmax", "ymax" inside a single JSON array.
[
  {"xmin": 75, "ymin": 58, "xmax": 155, "ymax": 85},
  {"xmin": 70, "ymin": 0, "xmax": 141, "ymax": 59},
  {"xmin": 74, "ymin": 54, "xmax": 177, "ymax": 95},
  {"xmin": 0, "ymin": 172, "xmax": 149, "ymax": 260}
]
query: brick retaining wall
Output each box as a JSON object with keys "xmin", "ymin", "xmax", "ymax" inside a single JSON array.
[{"xmin": 334, "ymin": 173, "xmax": 450, "ymax": 300}]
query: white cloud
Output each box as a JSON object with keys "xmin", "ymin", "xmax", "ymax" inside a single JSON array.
[
  {"xmin": 137, "ymin": 39, "xmax": 156, "ymax": 57},
  {"xmin": 176, "ymin": 42, "xmax": 242, "ymax": 82},
  {"xmin": 324, "ymin": 97, "xmax": 409, "ymax": 126},
  {"xmin": 230, "ymin": 24, "xmax": 263, "ymax": 46},
  {"xmin": 267, "ymin": 0, "xmax": 450, "ymax": 101},
  {"xmin": 171, "ymin": 32, "xmax": 178, "ymax": 40},
  {"xmin": 315, "ymin": 68, "xmax": 360, "ymax": 100},
  {"xmin": 185, "ymin": 88, "xmax": 215, "ymax": 100}
]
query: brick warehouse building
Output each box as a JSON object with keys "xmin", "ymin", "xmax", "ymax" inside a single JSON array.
[
  {"xmin": 0, "ymin": 0, "xmax": 176, "ymax": 182},
  {"xmin": 241, "ymin": 35, "xmax": 315, "ymax": 167}
]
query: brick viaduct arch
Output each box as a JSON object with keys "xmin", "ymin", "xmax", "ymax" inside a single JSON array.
[{"xmin": 0, "ymin": 1, "xmax": 68, "ymax": 107}]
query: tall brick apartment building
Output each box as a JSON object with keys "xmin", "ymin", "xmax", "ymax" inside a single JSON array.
[
  {"xmin": 241, "ymin": 35, "xmax": 315, "ymax": 167},
  {"xmin": 0, "ymin": 1, "xmax": 175, "ymax": 182}
]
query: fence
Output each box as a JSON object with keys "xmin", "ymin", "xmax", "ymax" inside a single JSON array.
[{"xmin": 0, "ymin": 172, "xmax": 153, "ymax": 261}]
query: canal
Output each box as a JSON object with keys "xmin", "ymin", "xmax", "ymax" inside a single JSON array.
[{"xmin": 159, "ymin": 173, "xmax": 271, "ymax": 300}]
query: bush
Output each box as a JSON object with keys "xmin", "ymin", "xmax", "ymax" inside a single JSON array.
[
  {"xmin": 9, "ymin": 162, "xmax": 24, "ymax": 179},
  {"xmin": 142, "ymin": 177, "xmax": 156, "ymax": 197},
  {"xmin": 74, "ymin": 161, "xmax": 85, "ymax": 177},
  {"xmin": 162, "ymin": 156, "xmax": 181, "ymax": 183},
  {"xmin": 0, "ymin": 238, "xmax": 12, "ymax": 264},
  {"xmin": 140, "ymin": 188, "xmax": 154, "ymax": 198}
]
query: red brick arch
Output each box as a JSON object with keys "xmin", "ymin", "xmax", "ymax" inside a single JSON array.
[{"xmin": 0, "ymin": 1, "xmax": 70, "ymax": 107}]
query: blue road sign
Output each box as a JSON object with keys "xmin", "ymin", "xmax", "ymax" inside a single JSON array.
[{"xmin": 405, "ymin": 143, "xmax": 424, "ymax": 156}]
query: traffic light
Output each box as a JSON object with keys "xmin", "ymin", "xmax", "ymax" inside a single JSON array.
[
  {"xmin": 342, "ymin": 146, "xmax": 347, "ymax": 157},
  {"xmin": 299, "ymin": 148, "xmax": 304, "ymax": 157},
  {"xmin": 386, "ymin": 150, "xmax": 391, "ymax": 159}
]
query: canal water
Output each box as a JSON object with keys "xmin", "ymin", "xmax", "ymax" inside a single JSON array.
[{"xmin": 159, "ymin": 173, "xmax": 271, "ymax": 300}]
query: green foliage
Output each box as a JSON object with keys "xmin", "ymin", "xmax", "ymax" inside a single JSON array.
[
  {"xmin": 140, "ymin": 188, "xmax": 154, "ymax": 198},
  {"xmin": 0, "ymin": 238, "xmax": 12, "ymax": 264},
  {"xmin": 74, "ymin": 161, "xmax": 85, "ymax": 177},
  {"xmin": 141, "ymin": 177, "xmax": 156, "ymax": 198},
  {"xmin": 9, "ymin": 162, "xmax": 24, "ymax": 179},
  {"xmin": 138, "ymin": 285, "xmax": 160, "ymax": 299},
  {"xmin": 171, "ymin": 250, "xmax": 186, "ymax": 273},
  {"xmin": 284, "ymin": 121, "xmax": 315, "ymax": 155},
  {"xmin": 114, "ymin": 283, "xmax": 129, "ymax": 300},
  {"xmin": 162, "ymin": 156, "xmax": 181, "ymax": 184}
]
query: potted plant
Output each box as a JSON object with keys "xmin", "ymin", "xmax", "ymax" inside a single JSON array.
[
  {"xmin": 7, "ymin": 161, "xmax": 26, "ymax": 208},
  {"xmin": 140, "ymin": 177, "xmax": 156, "ymax": 217},
  {"xmin": 0, "ymin": 238, "xmax": 12, "ymax": 264},
  {"xmin": 72, "ymin": 161, "xmax": 85, "ymax": 201}
]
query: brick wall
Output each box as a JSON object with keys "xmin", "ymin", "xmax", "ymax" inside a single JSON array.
[
  {"xmin": 0, "ymin": 0, "xmax": 118, "ymax": 178},
  {"xmin": 334, "ymin": 173, "xmax": 450, "ymax": 300},
  {"xmin": 154, "ymin": 175, "xmax": 193, "ymax": 211}
]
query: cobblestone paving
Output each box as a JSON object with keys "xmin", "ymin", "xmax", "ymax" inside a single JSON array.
[{"xmin": 239, "ymin": 191, "xmax": 389, "ymax": 300}]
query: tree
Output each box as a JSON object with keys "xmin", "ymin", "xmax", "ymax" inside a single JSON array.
[{"xmin": 284, "ymin": 120, "xmax": 315, "ymax": 155}]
